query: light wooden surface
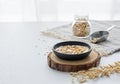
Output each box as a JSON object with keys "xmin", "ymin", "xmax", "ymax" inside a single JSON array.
[
  {"xmin": 48, "ymin": 51, "xmax": 101, "ymax": 72},
  {"xmin": 0, "ymin": 21, "xmax": 120, "ymax": 84}
]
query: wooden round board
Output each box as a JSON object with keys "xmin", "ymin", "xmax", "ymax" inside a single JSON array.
[{"xmin": 47, "ymin": 51, "xmax": 101, "ymax": 72}]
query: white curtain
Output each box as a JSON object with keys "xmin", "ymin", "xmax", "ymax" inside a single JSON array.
[
  {"xmin": 0, "ymin": 0, "xmax": 36, "ymax": 22},
  {"xmin": 0, "ymin": 0, "xmax": 120, "ymax": 22}
]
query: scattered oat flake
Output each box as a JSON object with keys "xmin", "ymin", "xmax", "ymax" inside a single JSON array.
[{"xmin": 70, "ymin": 61, "xmax": 120, "ymax": 83}]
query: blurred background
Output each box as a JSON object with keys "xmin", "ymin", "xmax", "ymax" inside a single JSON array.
[{"xmin": 0, "ymin": 0, "xmax": 120, "ymax": 22}]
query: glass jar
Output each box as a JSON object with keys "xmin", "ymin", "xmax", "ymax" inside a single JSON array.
[{"xmin": 72, "ymin": 15, "xmax": 91, "ymax": 37}]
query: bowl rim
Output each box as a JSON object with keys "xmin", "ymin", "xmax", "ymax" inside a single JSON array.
[{"xmin": 52, "ymin": 41, "xmax": 92, "ymax": 56}]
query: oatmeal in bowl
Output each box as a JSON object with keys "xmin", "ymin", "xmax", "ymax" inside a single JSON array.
[{"xmin": 53, "ymin": 41, "xmax": 92, "ymax": 60}]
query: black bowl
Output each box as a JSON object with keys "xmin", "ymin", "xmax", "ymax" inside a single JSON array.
[{"xmin": 53, "ymin": 41, "xmax": 92, "ymax": 60}]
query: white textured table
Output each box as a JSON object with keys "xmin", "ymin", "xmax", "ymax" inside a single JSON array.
[{"xmin": 0, "ymin": 21, "xmax": 120, "ymax": 84}]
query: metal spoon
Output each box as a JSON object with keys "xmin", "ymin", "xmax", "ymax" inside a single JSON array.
[{"xmin": 90, "ymin": 25, "xmax": 116, "ymax": 43}]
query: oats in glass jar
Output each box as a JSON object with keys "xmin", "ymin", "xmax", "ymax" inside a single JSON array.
[{"xmin": 72, "ymin": 16, "xmax": 90, "ymax": 37}]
